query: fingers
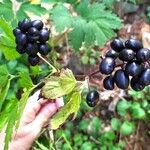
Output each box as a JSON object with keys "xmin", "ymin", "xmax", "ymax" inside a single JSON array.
[
  {"xmin": 31, "ymin": 102, "xmax": 58, "ymax": 138},
  {"xmin": 30, "ymin": 97, "xmax": 64, "ymax": 138}
]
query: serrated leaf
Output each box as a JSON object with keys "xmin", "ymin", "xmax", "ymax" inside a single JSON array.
[
  {"xmin": 52, "ymin": 0, "xmax": 122, "ymax": 51},
  {"xmin": 0, "ymin": 18, "xmax": 19, "ymax": 60},
  {"xmin": 0, "ymin": 65, "xmax": 9, "ymax": 88},
  {"xmin": 0, "ymin": 0, "xmax": 14, "ymax": 22},
  {"xmin": 0, "ymin": 79, "xmax": 11, "ymax": 112},
  {"xmin": 42, "ymin": 69, "xmax": 77, "ymax": 99},
  {"xmin": 69, "ymin": 17, "xmax": 85, "ymax": 51},
  {"xmin": 50, "ymin": 91, "xmax": 81, "ymax": 129},
  {"xmin": 16, "ymin": 2, "xmax": 47, "ymax": 20},
  {"xmin": 0, "ymin": 18, "xmax": 14, "ymax": 39},
  {"xmin": 18, "ymin": 70, "xmax": 33, "ymax": 89},
  {"xmin": 4, "ymin": 101, "xmax": 18, "ymax": 150},
  {"xmin": 51, "ymin": 4, "xmax": 73, "ymax": 32},
  {"xmin": 15, "ymin": 88, "xmax": 33, "ymax": 129},
  {"xmin": 120, "ymin": 121, "xmax": 135, "ymax": 135},
  {"xmin": 111, "ymin": 118, "xmax": 121, "ymax": 131}
]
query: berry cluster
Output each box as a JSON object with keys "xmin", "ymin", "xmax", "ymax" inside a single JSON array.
[
  {"xmin": 100, "ymin": 39, "xmax": 150, "ymax": 91},
  {"xmin": 13, "ymin": 19, "xmax": 51, "ymax": 66}
]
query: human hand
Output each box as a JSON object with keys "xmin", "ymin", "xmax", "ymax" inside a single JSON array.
[{"xmin": 0, "ymin": 90, "xmax": 64, "ymax": 150}]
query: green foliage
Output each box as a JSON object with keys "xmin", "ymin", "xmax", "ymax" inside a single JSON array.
[
  {"xmin": 42, "ymin": 69, "xmax": 77, "ymax": 99},
  {"xmin": 51, "ymin": 91, "xmax": 81, "ymax": 129},
  {"xmin": 51, "ymin": 0, "xmax": 122, "ymax": 51},
  {"xmin": 111, "ymin": 118, "xmax": 121, "ymax": 131},
  {"xmin": 120, "ymin": 121, "xmax": 135, "ymax": 135}
]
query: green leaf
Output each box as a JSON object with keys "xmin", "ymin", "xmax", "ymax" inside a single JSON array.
[
  {"xmin": 50, "ymin": 91, "xmax": 81, "ymax": 129},
  {"xmin": 0, "ymin": 18, "xmax": 20, "ymax": 60},
  {"xmin": 131, "ymin": 107, "xmax": 146, "ymax": 119},
  {"xmin": 91, "ymin": 117, "xmax": 102, "ymax": 133},
  {"xmin": 0, "ymin": 78, "xmax": 11, "ymax": 112},
  {"xmin": 111, "ymin": 118, "xmax": 121, "ymax": 131},
  {"xmin": 51, "ymin": 4, "xmax": 73, "ymax": 32},
  {"xmin": 117, "ymin": 100, "xmax": 131, "ymax": 116},
  {"xmin": 18, "ymin": 70, "xmax": 33, "ymax": 89},
  {"xmin": 16, "ymin": 2, "xmax": 47, "ymax": 20},
  {"xmin": 4, "ymin": 101, "xmax": 18, "ymax": 150},
  {"xmin": 0, "ymin": 0, "xmax": 14, "ymax": 22},
  {"xmin": 36, "ymin": 141, "xmax": 49, "ymax": 150},
  {"xmin": 15, "ymin": 88, "xmax": 33, "ymax": 129},
  {"xmin": 0, "ymin": 65, "xmax": 9, "ymax": 88},
  {"xmin": 120, "ymin": 121, "xmax": 135, "ymax": 135},
  {"xmin": 69, "ymin": 17, "xmax": 85, "ymax": 51},
  {"xmin": 42, "ymin": 69, "xmax": 77, "ymax": 99}
]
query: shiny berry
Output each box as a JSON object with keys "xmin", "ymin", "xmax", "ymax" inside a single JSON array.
[
  {"xmin": 16, "ymin": 33, "xmax": 27, "ymax": 45},
  {"xmin": 13, "ymin": 27, "xmax": 22, "ymax": 36},
  {"xmin": 38, "ymin": 43, "xmax": 51, "ymax": 55},
  {"xmin": 18, "ymin": 19, "xmax": 32, "ymax": 32},
  {"xmin": 105, "ymin": 49, "xmax": 118, "ymax": 59},
  {"xmin": 139, "ymin": 69, "xmax": 150, "ymax": 86},
  {"xmin": 32, "ymin": 20, "xmax": 43, "ymax": 30},
  {"xmin": 86, "ymin": 90, "xmax": 99, "ymax": 107},
  {"xmin": 26, "ymin": 43, "xmax": 38, "ymax": 55},
  {"xmin": 114, "ymin": 69, "xmax": 129, "ymax": 89},
  {"xmin": 99, "ymin": 57, "xmax": 116, "ymax": 75},
  {"xmin": 103, "ymin": 76, "xmax": 114, "ymax": 90},
  {"xmin": 110, "ymin": 39, "xmax": 124, "ymax": 52},
  {"xmin": 28, "ymin": 55, "xmax": 39, "ymax": 66},
  {"xmin": 136, "ymin": 48, "xmax": 150, "ymax": 62},
  {"xmin": 125, "ymin": 39, "xmax": 142, "ymax": 51},
  {"xmin": 39, "ymin": 28, "xmax": 50, "ymax": 42},
  {"xmin": 125, "ymin": 61, "xmax": 142, "ymax": 76},
  {"xmin": 119, "ymin": 49, "xmax": 135, "ymax": 61},
  {"xmin": 28, "ymin": 27, "xmax": 39, "ymax": 36}
]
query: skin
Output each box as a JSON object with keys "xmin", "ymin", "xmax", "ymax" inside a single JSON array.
[{"xmin": 0, "ymin": 90, "xmax": 64, "ymax": 150}]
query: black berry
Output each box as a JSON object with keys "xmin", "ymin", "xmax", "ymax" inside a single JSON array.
[
  {"xmin": 136, "ymin": 48, "xmax": 150, "ymax": 62},
  {"xmin": 99, "ymin": 57, "xmax": 116, "ymax": 75},
  {"xmin": 119, "ymin": 49, "xmax": 135, "ymax": 61},
  {"xmin": 28, "ymin": 55, "xmax": 39, "ymax": 66},
  {"xmin": 86, "ymin": 90, "xmax": 99, "ymax": 107},
  {"xmin": 103, "ymin": 76, "xmax": 114, "ymax": 90},
  {"xmin": 38, "ymin": 43, "xmax": 51, "ymax": 55},
  {"xmin": 39, "ymin": 28, "xmax": 50, "ymax": 42},
  {"xmin": 26, "ymin": 43, "xmax": 38, "ymax": 55},
  {"xmin": 110, "ymin": 39, "xmax": 124, "ymax": 52},
  {"xmin": 32, "ymin": 20, "xmax": 43, "ymax": 30},
  {"xmin": 114, "ymin": 69, "xmax": 129, "ymax": 89},
  {"xmin": 105, "ymin": 49, "xmax": 118, "ymax": 59},
  {"xmin": 18, "ymin": 19, "xmax": 32, "ymax": 32},
  {"xmin": 125, "ymin": 39, "xmax": 142, "ymax": 51}
]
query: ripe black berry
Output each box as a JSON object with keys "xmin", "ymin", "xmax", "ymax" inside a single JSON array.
[
  {"xmin": 27, "ymin": 35, "xmax": 39, "ymax": 43},
  {"xmin": 139, "ymin": 69, "xmax": 150, "ymax": 86},
  {"xmin": 105, "ymin": 49, "xmax": 118, "ymax": 59},
  {"xmin": 119, "ymin": 49, "xmax": 135, "ymax": 61},
  {"xmin": 86, "ymin": 90, "xmax": 99, "ymax": 107},
  {"xmin": 39, "ymin": 28, "xmax": 50, "ymax": 42},
  {"xmin": 38, "ymin": 43, "xmax": 51, "ymax": 55},
  {"xmin": 28, "ymin": 27, "xmax": 39, "ymax": 36},
  {"xmin": 103, "ymin": 76, "xmax": 114, "ymax": 90},
  {"xmin": 32, "ymin": 20, "xmax": 43, "ymax": 30},
  {"xmin": 16, "ymin": 44, "xmax": 26, "ymax": 54},
  {"xmin": 110, "ymin": 39, "xmax": 124, "ymax": 52},
  {"xmin": 130, "ymin": 77, "xmax": 145, "ymax": 91},
  {"xmin": 136, "ymin": 48, "xmax": 150, "ymax": 62},
  {"xmin": 28, "ymin": 55, "xmax": 39, "ymax": 66},
  {"xmin": 125, "ymin": 39, "xmax": 142, "ymax": 51},
  {"xmin": 16, "ymin": 33, "xmax": 27, "ymax": 45},
  {"xmin": 125, "ymin": 61, "xmax": 142, "ymax": 76},
  {"xmin": 99, "ymin": 57, "xmax": 116, "ymax": 75},
  {"xmin": 114, "ymin": 69, "xmax": 129, "ymax": 89},
  {"xmin": 18, "ymin": 19, "xmax": 32, "ymax": 32},
  {"xmin": 26, "ymin": 43, "xmax": 38, "ymax": 55},
  {"xmin": 13, "ymin": 27, "xmax": 22, "ymax": 36}
]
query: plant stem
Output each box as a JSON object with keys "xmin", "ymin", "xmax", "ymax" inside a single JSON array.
[
  {"xmin": 37, "ymin": 53, "xmax": 57, "ymax": 74},
  {"xmin": 88, "ymin": 70, "xmax": 100, "ymax": 78}
]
